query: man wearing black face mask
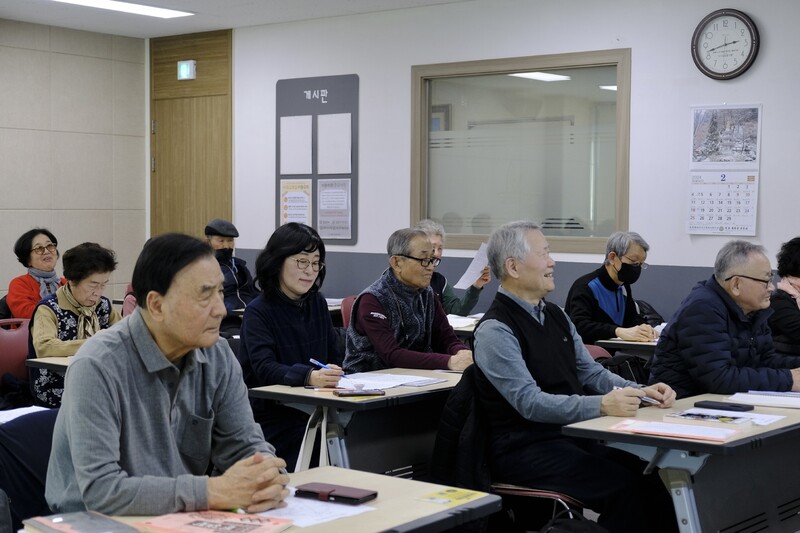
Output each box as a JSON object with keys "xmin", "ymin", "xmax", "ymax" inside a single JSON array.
[
  {"xmin": 565, "ymin": 231, "xmax": 656, "ymax": 344},
  {"xmin": 205, "ymin": 218, "xmax": 258, "ymax": 334}
]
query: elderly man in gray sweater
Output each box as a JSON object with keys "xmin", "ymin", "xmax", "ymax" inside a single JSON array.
[{"xmin": 46, "ymin": 233, "xmax": 289, "ymax": 515}]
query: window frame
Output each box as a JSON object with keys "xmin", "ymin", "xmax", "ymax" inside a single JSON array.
[{"xmin": 410, "ymin": 48, "xmax": 631, "ymax": 253}]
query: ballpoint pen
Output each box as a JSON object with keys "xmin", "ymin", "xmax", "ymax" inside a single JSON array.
[
  {"xmin": 309, "ymin": 358, "xmax": 346, "ymax": 377},
  {"xmin": 613, "ymin": 386, "xmax": 660, "ymax": 405}
]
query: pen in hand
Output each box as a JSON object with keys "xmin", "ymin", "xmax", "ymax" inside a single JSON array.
[
  {"xmin": 613, "ymin": 386, "xmax": 660, "ymax": 405},
  {"xmin": 309, "ymin": 358, "xmax": 346, "ymax": 377}
]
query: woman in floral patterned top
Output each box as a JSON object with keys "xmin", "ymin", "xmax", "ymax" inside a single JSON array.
[{"xmin": 28, "ymin": 242, "xmax": 121, "ymax": 407}]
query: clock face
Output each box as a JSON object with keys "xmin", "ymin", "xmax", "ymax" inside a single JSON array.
[{"xmin": 692, "ymin": 9, "xmax": 759, "ymax": 80}]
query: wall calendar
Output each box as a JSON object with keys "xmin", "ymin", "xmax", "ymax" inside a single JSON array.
[
  {"xmin": 687, "ymin": 172, "xmax": 758, "ymax": 235},
  {"xmin": 688, "ymin": 105, "xmax": 761, "ymax": 236}
]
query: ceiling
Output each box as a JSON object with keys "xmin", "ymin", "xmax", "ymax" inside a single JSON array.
[{"xmin": 0, "ymin": 0, "xmax": 474, "ymax": 39}]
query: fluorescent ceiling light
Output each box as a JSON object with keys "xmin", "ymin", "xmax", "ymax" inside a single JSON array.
[
  {"xmin": 50, "ymin": 0, "xmax": 193, "ymax": 18},
  {"xmin": 599, "ymin": 85, "xmax": 618, "ymax": 91},
  {"xmin": 510, "ymin": 72, "xmax": 571, "ymax": 82}
]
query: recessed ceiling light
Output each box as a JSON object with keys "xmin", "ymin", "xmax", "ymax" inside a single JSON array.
[
  {"xmin": 50, "ymin": 0, "xmax": 193, "ymax": 19},
  {"xmin": 599, "ymin": 85, "xmax": 618, "ymax": 91},
  {"xmin": 509, "ymin": 72, "xmax": 571, "ymax": 82}
]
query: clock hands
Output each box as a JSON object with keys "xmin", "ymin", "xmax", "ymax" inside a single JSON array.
[{"xmin": 708, "ymin": 39, "xmax": 740, "ymax": 52}]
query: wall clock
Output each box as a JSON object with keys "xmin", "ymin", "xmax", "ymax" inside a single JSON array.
[{"xmin": 691, "ymin": 9, "xmax": 759, "ymax": 80}]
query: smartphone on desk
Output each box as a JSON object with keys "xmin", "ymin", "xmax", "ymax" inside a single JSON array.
[
  {"xmin": 294, "ymin": 482, "xmax": 378, "ymax": 505},
  {"xmin": 694, "ymin": 400, "xmax": 754, "ymax": 411},
  {"xmin": 333, "ymin": 389, "xmax": 385, "ymax": 397}
]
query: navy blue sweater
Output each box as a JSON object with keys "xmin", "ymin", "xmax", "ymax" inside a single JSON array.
[
  {"xmin": 238, "ymin": 291, "xmax": 344, "ymax": 469},
  {"xmin": 649, "ymin": 276, "xmax": 800, "ymax": 398}
]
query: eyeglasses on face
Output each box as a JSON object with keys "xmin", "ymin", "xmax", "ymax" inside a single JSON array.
[
  {"xmin": 398, "ymin": 254, "xmax": 441, "ymax": 268},
  {"xmin": 293, "ymin": 258, "xmax": 324, "ymax": 272},
  {"xmin": 723, "ymin": 274, "xmax": 774, "ymax": 288},
  {"xmin": 622, "ymin": 255, "xmax": 649, "ymax": 269},
  {"xmin": 32, "ymin": 244, "xmax": 57, "ymax": 255}
]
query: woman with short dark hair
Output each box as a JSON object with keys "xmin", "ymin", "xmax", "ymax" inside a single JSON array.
[
  {"xmin": 7, "ymin": 228, "xmax": 65, "ymax": 319},
  {"xmin": 770, "ymin": 237, "xmax": 800, "ymax": 354},
  {"xmin": 29, "ymin": 242, "xmax": 121, "ymax": 407},
  {"xmin": 237, "ymin": 223, "xmax": 344, "ymax": 471}
]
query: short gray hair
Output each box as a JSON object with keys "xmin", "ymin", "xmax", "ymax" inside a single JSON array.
[
  {"xmin": 604, "ymin": 231, "xmax": 650, "ymax": 265},
  {"xmin": 714, "ymin": 240, "xmax": 767, "ymax": 281},
  {"xmin": 487, "ymin": 221, "xmax": 542, "ymax": 281},
  {"xmin": 387, "ymin": 228, "xmax": 428, "ymax": 256},
  {"xmin": 414, "ymin": 219, "xmax": 446, "ymax": 241}
]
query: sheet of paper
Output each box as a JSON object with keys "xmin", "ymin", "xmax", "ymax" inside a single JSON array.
[
  {"xmin": 279, "ymin": 115, "xmax": 312, "ymax": 175},
  {"xmin": 260, "ymin": 488, "xmax": 374, "ymax": 527},
  {"xmin": 610, "ymin": 419, "xmax": 738, "ymax": 441},
  {"xmin": 338, "ymin": 373, "xmax": 445, "ymax": 390},
  {"xmin": 670, "ymin": 407, "xmax": 783, "ymax": 426},
  {"xmin": 447, "ymin": 314, "xmax": 477, "ymax": 329},
  {"xmin": 453, "ymin": 243, "xmax": 489, "ymax": 290},
  {"xmin": 317, "ymin": 113, "xmax": 352, "ymax": 174},
  {"xmin": 728, "ymin": 392, "xmax": 800, "ymax": 409}
]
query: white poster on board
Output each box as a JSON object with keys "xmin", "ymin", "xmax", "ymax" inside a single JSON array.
[
  {"xmin": 280, "ymin": 115, "xmax": 312, "ymax": 175},
  {"xmin": 317, "ymin": 113, "xmax": 352, "ymax": 174}
]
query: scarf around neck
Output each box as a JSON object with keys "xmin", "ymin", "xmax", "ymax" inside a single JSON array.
[
  {"xmin": 28, "ymin": 267, "xmax": 60, "ymax": 298},
  {"xmin": 62, "ymin": 284, "xmax": 101, "ymax": 339}
]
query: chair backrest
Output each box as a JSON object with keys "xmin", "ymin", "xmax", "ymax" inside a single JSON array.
[
  {"xmin": 341, "ymin": 295, "xmax": 357, "ymax": 329},
  {"xmin": 0, "ymin": 319, "xmax": 30, "ymax": 381},
  {"xmin": 585, "ymin": 344, "xmax": 612, "ymax": 361}
]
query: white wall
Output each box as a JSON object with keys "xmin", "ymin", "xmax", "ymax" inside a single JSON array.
[{"xmin": 233, "ymin": 0, "xmax": 799, "ymax": 268}]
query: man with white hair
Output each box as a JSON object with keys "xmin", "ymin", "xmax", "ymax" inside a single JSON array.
[
  {"xmin": 649, "ymin": 240, "xmax": 800, "ymax": 398},
  {"xmin": 473, "ymin": 221, "xmax": 676, "ymax": 533}
]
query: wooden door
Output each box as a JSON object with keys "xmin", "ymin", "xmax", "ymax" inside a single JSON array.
[
  {"xmin": 151, "ymin": 96, "xmax": 231, "ymax": 236},
  {"xmin": 150, "ymin": 30, "xmax": 232, "ymax": 237}
]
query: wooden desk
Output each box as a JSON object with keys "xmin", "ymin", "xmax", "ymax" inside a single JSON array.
[
  {"xmin": 564, "ymin": 393, "xmax": 800, "ymax": 532},
  {"xmin": 29, "ymin": 467, "xmax": 500, "ymax": 533},
  {"xmin": 285, "ymin": 466, "xmax": 501, "ymax": 532},
  {"xmin": 249, "ymin": 368, "xmax": 461, "ymax": 477},
  {"xmin": 25, "ymin": 356, "xmax": 71, "ymax": 375}
]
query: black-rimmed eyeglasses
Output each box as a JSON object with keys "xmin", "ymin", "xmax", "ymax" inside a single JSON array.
[
  {"xmin": 622, "ymin": 255, "xmax": 649, "ymax": 269},
  {"xmin": 723, "ymin": 274, "xmax": 774, "ymax": 288},
  {"xmin": 293, "ymin": 258, "xmax": 325, "ymax": 272},
  {"xmin": 398, "ymin": 254, "xmax": 441, "ymax": 268},
  {"xmin": 32, "ymin": 244, "xmax": 57, "ymax": 255}
]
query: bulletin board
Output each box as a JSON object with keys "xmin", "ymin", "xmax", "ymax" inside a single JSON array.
[{"xmin": 275, "ymin": 74, "xmax": 359, "ymax": 244}]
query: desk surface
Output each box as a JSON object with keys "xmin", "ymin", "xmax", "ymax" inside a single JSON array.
[
  {"xmin": 594, "ymin": 338, "xmax": 657, "ymax": 352},
  {"xmin": 249, "ymin": 368, "xmax": 461, "ymax": 411},
  {"xmin": 285, "ymin": 466, "xmax": 500, "ymax": 532},
  {"xmin": 26, "ymin": 356, "xmax": 72, "ymax": 372},
  {"xmin": 564, "ymin": 392, "xmax": 800, "ymax": 455}
]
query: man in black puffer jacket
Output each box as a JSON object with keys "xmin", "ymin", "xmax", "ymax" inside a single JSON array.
[{"xmin": 649, "ymin": 240, "xmax": 800, "ymax": 398}]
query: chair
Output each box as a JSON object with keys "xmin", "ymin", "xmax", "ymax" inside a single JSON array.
[
  {"xmin": 341, "ymin": 295, "xmax": 357, "ymax": 328},
  {"xmin": 432, "ymin": 366, "xmax": 585, "ymax": 532},
  {"xmin": 491, "ymin": 482, "xmax": 584, "ymax": 523},
  {"xmin": 0, "ymin": 319, "xmax": 30, "ymax": 381},
  {"xmin": 585, "ymin": 344, "xmax": 612, "ymax": 361}
]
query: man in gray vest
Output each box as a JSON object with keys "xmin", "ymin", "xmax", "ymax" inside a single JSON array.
[{"xmin": 473, "ymin": 221, "xmax": 677, "ymax": 533}]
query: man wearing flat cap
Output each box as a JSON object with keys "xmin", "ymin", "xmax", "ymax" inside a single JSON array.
[{"xmin": 205, "ymin": 218, "xmax": 257, "ymax": 334}]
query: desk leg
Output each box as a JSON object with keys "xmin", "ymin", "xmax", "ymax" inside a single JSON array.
[
  {"xmin": 661, "ymin": 469, "xmax": 702, "ymax": 533},
  {"xmin": 324, "ymin": 409, "xmax": 352, "ymax": 468},
  {"xmin": 294, "ymin": 407, "xmax": 323, "ymax": 472},
  {"xmin": 608, "ymin": 443, "xmax": 706, "ymax": 533}
]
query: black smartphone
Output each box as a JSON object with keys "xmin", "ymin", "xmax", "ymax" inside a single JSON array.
[
  {"xmin": 694, "ymin": 400, "xmax": 754, "ymax": 411},
  {"xmin": 294, "ymin": 482, "xmax": 378, "ymax": 505}
]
